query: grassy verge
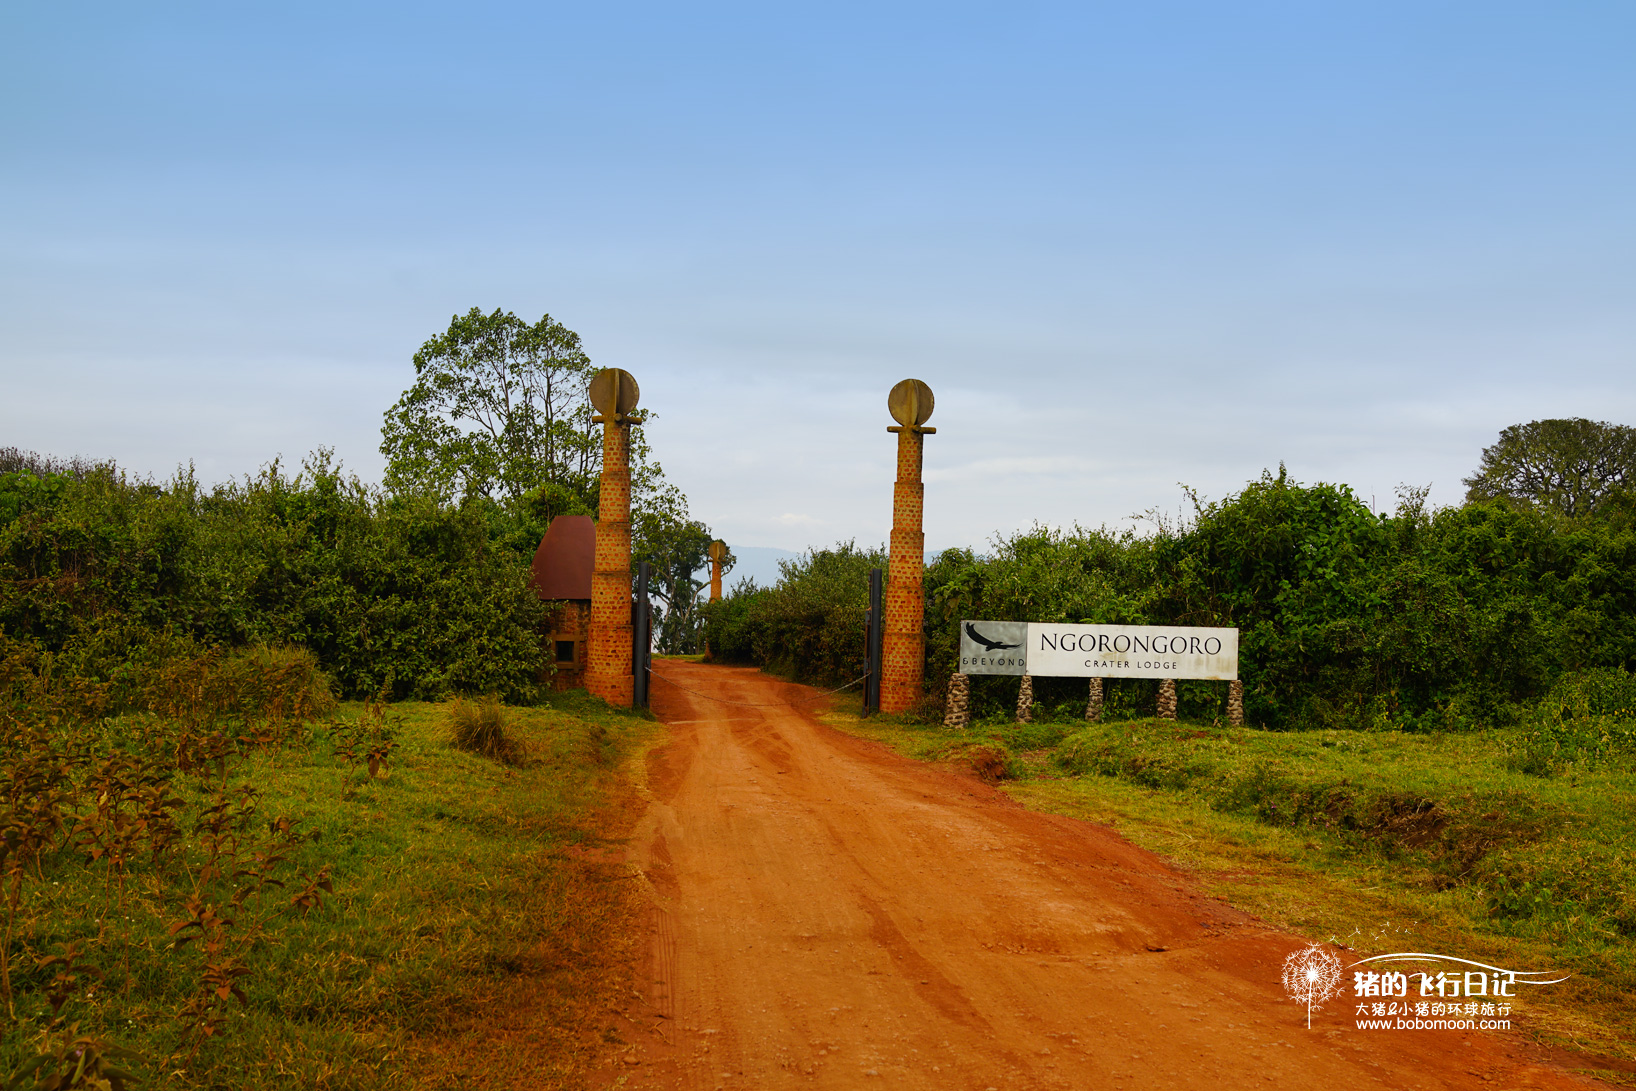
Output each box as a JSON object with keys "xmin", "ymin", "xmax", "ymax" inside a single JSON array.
[
  {"xmin": 820, "ymin": 698, "xmax": 1636, "ymax": 1072},
  {"xmin": 2, "ymin": 690, "xmax": 658, "ymax": 1091}
]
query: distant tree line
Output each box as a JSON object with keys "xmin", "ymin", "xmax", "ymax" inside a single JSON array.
[
  {"xmin": 0, "ymin": 307, "xmax": 728, "ymax": 703},
  {"xmin": 704, "ymin": 419, "xmax": 1636, "ymax": 729}
]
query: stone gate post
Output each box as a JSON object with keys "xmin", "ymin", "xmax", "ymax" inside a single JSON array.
[
  {"xmin": 585, "ymin": 369, "xmax": 640, "ymax": 708},
  {"xmin": 881, "ymin": 379, "xmax": 935, "ymax": 714}
]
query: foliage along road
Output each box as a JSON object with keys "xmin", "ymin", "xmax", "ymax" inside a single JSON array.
[{"xmin": 600, "ymin": 661, "xmax": 1607, "ymax": 1090}]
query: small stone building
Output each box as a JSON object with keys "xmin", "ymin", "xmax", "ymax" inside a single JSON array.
[{"xmin": 530, "ymin": 515, "xmax": 594, "ymax": 691}]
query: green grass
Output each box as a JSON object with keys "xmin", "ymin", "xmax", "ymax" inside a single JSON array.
[
  {"xmin": 822, "ymin": 698, "xmax": 1636, "ymax": 1070},
  {"xmin": 2, "ymin": 691, "xmax": 659, "ymax": 1091}
]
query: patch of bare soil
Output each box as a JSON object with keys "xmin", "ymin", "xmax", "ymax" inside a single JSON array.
[{"xmin": 595, "ymin": 662, "xmax": 1614, "ymax": 1090}]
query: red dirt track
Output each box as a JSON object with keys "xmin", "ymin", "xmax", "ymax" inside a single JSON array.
[{"xmin": 605, "ymin": 661, "xmax": 1607, "ymax": 1090}]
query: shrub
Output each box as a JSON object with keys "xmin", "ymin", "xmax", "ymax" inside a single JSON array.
[
  {"xmin": 716, "ymin": 469, "xmax": 1636, "ymax": 730},
  {"xmin": 0, "ymin": 454, "xmax": 549, "ymax": 704},
  {"xmin": 448, "ymin": 695, "xmax": 522, "ymax": 765},
  {"xmin": 1505, "ymin": 668, "xmax": 1636, "ymax": 775},
  {"xmin": 700, "ymin": 544, "xmax": 884, "ymax": 686}
]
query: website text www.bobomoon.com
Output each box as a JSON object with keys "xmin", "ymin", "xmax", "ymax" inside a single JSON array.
[{"xmin": 1357, "ymin": 1017, "xmax": 1512, "ymax": 1031}]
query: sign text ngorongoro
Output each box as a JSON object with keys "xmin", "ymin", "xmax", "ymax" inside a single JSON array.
[{"xmin": 959, "ymin": 621, "xmax": 1238, "ymax": 680}]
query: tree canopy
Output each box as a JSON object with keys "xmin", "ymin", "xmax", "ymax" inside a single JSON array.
[
  {"xmin": 1464, "ymin": 418, "xmax": 1636, "ymax": 518},
  {"xmin": 380, "ymin": 306, "xmax": 728, "ymax": 651},
  {"xmin": 381, "ymin": 307, "xmax": 599, "ymax": 507},
  {"xmin": 635, "ymin": 510, "xmax": 735, "ymax": 653}
]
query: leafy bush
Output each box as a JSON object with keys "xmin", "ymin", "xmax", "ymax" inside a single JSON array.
[
  {"xmin": 447, "ymin": 695, "xmax": 521, "ymax": 765},
  {"xmin": 0, "ymin": 652, "xmax": 342, "ymax": 1084},
  {"xmin": 1473, "ymin": 843, "xmax": 1636, "ymax": 933},
  {"xmin": 0, "ymin": 454, "xmax": 548, "ymax": 704},
  {"xmin": 714, "ymin": 467, "xmax": 1636, "ymax": 730},
  {"xmin": 701, "ymin": 543, "xmax": 885, "ymax": 685},
  {"xmin": 1504, "ymin": 668, "xmax": 1636, "ymax": 775},
  {"xmin": 699, "ymin": 578, "xmax": 768, "ymax": 663}
]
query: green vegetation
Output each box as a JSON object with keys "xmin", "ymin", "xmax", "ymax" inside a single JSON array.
[
  {"xmin": 381, "ymin": 308, "xmax": 603, "ymax": 509},
  {"xmin": 826, "ymin": 682, "xmax": 1636, "ymax": 1063},
  {"xmin": 447, "ymin": 693, "xmax": 523, "ymax": 765},
  {"xmin": 636, "ymin": 518, "xmax": 734, "ymax": 655},
  {"xmin": 379, "ymin": 306, "xmax": 726, "ymax": 655},
  {"xmin": 707, "ymin": 468, "xmax": 1636, "ymax": 730},
  {"xmin": 700, "ymin": 540, "xmax": 886, "ymax": 685},
  {"xmin": 1, "ymin": 640, "xmax": 656, "ymax": 1090},
  {"xmin": 1464, "ymin": 417, "xmax": 1636, "ymax": 519},
  {"xmin": 0, "ymin": 452, "xmax": 550, "ymax": 702}
]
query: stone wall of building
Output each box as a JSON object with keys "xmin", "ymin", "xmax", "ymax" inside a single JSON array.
[{"xmin": 542, "ymin": 601, "xmax": 591, "ymax": 692}]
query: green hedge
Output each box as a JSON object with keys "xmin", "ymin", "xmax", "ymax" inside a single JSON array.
[
  {"xmin": 0, "ymin": 455, "xmax": 547, "ymax": 702},
  {"xmin": 703, "ymin": 470, "xmax": 1636, "ymax": 729}
]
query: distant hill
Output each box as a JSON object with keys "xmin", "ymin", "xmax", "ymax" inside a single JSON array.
[{"xmin": 707, "ymin": 545, "xmax": 801, "ymax": 591}]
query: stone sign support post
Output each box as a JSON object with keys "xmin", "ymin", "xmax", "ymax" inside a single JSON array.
[
  {"xmin": 1228, "ymin": 680, "xmax": 1245, "ymax": 726},
  {"xmin": 881, "ymin": 379, "xmax": 936, "ymax": 714},
  {"xmin": 943, "ymin": 672, "xmax": 970, "ymax": 729},
  {"xmin": 585, "ymin": 368, "xmax": 641, "ymax": 709},
  {"xmin": 1086, "ymin": 677, "xmax": 1104, "ymax": 722},
  {"xmin": 1157, "ymin": 678, "xmax": 1178, "ymax": 720}
]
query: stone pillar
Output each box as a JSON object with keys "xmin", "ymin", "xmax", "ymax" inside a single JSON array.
[
  {"xmin": 881, "ymin": 380, "xmax": 935, "ymax": 714},
  {"xmin": 1016, "ymin": 675, "xmax": 1034, "ymax": 723},
  {"xmin": 1156, "ymin": 678, "xmax": 1177, "ymax": 720},
  {"xmin": 1227, "ymin": 679, "xmax": 1244, "ymax": 726},
  {"xmin": 1086, "ymin": 677, "xmax": 1104, "ymax": 722},
  {"xmin": 943, "ymin": 672, "xmax": 970, "ymax": 729},
  {"xmin": 585, "ymin": 369, "xmax": 639, "ymax": 708}
]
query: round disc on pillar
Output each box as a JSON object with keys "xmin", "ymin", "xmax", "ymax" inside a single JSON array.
[
  {"xmin": 887, "ymin": 379, "xmax": 935, "ymax": 427},
  {"xmin": 589, "ymin": 368, "xmax": 641, "ymax": 417}
]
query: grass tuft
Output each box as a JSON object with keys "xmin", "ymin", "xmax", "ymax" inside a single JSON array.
[{"xmin": 447, "ymin": 694, "xmax": 522, "ymax": 765}]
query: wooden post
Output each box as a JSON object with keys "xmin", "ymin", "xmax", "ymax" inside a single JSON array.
[
  {"xmin": 881, "ymin": 380, "xmax": 935, "ymax": 714},
  {"xmin": 1157, "ymin": 678, "xmax": 1177, "ymax": 720},
  {"xmin": 585, "ymin": 369, "xmax": 639, "ymax": 708},
  {"xmin": 1086, "ymin": 677, "xmax": 1104, "ymax": 722}
]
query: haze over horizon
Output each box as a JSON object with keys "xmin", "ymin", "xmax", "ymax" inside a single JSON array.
[{"xmin": 4, "ymin": 3, "xmax": 1633, "ymax": 556}]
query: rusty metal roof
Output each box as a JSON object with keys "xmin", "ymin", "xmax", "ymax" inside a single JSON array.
[{"xmin": 531, "ymin": 515, "xmax": 594, "ymax": 601}]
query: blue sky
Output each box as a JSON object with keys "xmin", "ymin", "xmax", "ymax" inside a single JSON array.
[{"xmin": 4, "ymin": 2, "xmax": 1633, "ymax": 555}]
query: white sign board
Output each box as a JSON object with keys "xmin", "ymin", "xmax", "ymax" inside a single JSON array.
[{"xmin": 961, "ymin": 621, "xmax": 1238, "ymax": 680}]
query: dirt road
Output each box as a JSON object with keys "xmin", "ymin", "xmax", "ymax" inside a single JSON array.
[{"xmin": 605, "ymin": 661, "xmax": 1605, "ymax": 1090}]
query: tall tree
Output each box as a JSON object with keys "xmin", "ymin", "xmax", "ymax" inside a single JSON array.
[
  {"xmin": 382, "ymin": 306, "xmax": 696, "ymax": 569},
  {"xmin": 636, "ymin": 499, "xmax": 735, "ymax": 654},
  {"xmin": 1464, "ymin": 418, "xmax": 1636, "ymax": 518},
  {"xmin": 381, "ymin": 308, "xmax": 599, "ymax": 506}
]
